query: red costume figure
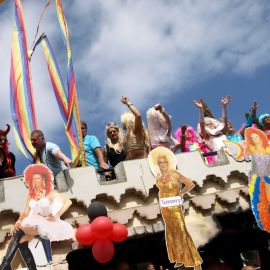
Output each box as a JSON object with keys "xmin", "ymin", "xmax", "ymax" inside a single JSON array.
[{"xmin": 0, "ymin": 125, "xmax": 16, "ymax": 179}]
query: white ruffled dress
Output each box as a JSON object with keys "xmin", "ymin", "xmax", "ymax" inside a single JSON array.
[{"xmin": 21, "ymin": 198, "xmax": 74, "ymax": 241}]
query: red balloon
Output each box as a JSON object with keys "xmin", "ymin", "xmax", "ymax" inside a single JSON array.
[
  {"xmin": 92, "ymin": 239, "xmax": 115, "ymax": 263},
  {"xmin": 111, "ymin": 223, "xmax": 128, "ymax": 242},
  {"xmin": 75, "ymin": 224, "xmax": 96, "ymax": 245},
  {"xmin": 91, "ymin": 216, "xmax": 113, "ymax": 239}
]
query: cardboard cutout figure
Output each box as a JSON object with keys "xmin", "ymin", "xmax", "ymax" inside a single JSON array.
[
  {"xmin": 224, "ymin": 127, "xmax": 270, "ymax": 232},
  {"xmin": 148, "ymin": 147, "xmax": 202, "ymax": 269},
  {"xmin": 0, "ymin": 164, "xmax": 74, "ymax": 270}
]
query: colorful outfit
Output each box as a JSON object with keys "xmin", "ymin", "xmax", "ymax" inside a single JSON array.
[
  {"xmin": 83, "ymin": 135, "xmax": 101, "ymax": 168},
  {"xmin": 249, "ymin": 153, "xmax": 270, "ymax": 232},
  {"xmin": 156, "ymin": 172, "xmax": 202, "ymax": 268},
  {"xmin": 227, "ymin": 133, "xmax": 243, "ymax": 143},
  {"xmin": 175, "ymin": 126, "xmax": 215, "ymax": 165},
  {"xmin": 21, "ymin": 197, "xmax": 74, "ymax": 241}
]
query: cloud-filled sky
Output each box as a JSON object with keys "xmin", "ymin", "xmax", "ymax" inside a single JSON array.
[{"xmin": 0, "ymin": 0, "xmax": 270, "ymax": 174}]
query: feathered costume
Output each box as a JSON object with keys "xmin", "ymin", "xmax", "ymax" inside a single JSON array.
[
  {"xmin": 175, "ymin": 126, "xmax": 215, "ymax": 165},
  {"xmin": 224, "ymin": 127, "xmax": 270, "ymax": 232}
]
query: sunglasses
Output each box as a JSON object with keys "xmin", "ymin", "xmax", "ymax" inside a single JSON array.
[
  {"xmin": 106, "ymin": 122, "xmax": 117, "ymax": 127},
  {"xmin": 0, "ymin": 138, "xmax": 7, "ymax": 143}
]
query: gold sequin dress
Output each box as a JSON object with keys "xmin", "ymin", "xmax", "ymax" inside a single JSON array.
[{"xmin": 156, "ymin": 171, "xmax": 202, "ymax": 269}]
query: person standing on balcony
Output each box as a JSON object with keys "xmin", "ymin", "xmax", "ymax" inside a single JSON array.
[
  {"xmin": 31, "ymin": 130, "xmax": 72, "ymax": 179},
  {"xmin": 104, "ymin": 122, "xmax": 126, "ymax": 167},
  {"xmin": 120, "ymin": 96, "xmax": 150, "ymax": 160},
  {"xmin": 80, "ymin": 121, "xmax": 109, "ymax": 170}
]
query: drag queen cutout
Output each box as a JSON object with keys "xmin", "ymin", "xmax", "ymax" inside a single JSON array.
[
  {"xmin": 148, "ymin": 147, "xmax": 202, "ymax": 269},
  {"xmin": 0, "ymin": 164, "xmax": 74, "ymax": 270},
  {"xmin": 225, "ymin": 127, "xmax": 270, "ymax": 232}
]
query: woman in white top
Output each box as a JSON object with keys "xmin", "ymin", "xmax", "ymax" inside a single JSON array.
[{"xmin": 147, "ymin": 104, "xmax": 179, "ymax": 152}]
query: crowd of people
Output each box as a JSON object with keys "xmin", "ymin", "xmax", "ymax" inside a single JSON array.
[
  {"xmin": 1, "ymin": 95, "xmax": 270, "ymax": 180},
  {"xmin": 0, "ymin": 95, "xmax": 267, "ymax": 269}
]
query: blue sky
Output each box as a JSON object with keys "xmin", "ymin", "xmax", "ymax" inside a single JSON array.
[{"xmin": 0, "ymin": 0, "xmax": 270, "ymax": 175}]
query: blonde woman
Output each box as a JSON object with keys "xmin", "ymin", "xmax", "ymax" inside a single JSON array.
[
  {"xmin": 120, "ymin": 96, "xmax": 150, "ymax": 160},
  {"xmin": 104, "ymin": 122, "xmax": 126, "ymax": 166}
]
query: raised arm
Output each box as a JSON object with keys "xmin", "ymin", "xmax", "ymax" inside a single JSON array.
[
  {"xmin": 221, "ymin": 95, "xmax": 231, "ymax": 135},
  {"xmin": 180, "ymin": 125, "xmax": 187, "ymax": 152},
  {"xmin": 193, "ymin": 99, "xmax": 206, "ymax": 139},
  {"xmin": 240, "ymin": 101, "xmax": 259, "ymax": 137},
  {"xmin": 154, "ymin": 103, "xmax": 172, "ymax": 137},
  {"xmin": 121, "ymin": 96, "xmax": 143, "ymax": 135}
]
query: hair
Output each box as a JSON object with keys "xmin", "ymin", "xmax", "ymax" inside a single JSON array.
[
  {"xmin": 175, "ymin": 126, "xmax": 197, "ymax": 145},
  {"xmin": 81, "ymin": 121, "xmax": 87, "ymax": 129},
  {"xmin": 31, "ymin": 129, "xmax": 44, "ymax": 138},
  {"xmin": 28, "ymin": 173, "xmax": 53, "ymax": 199},
  {"xmin": 121, "ymin": 111, "xmax": 151, "ymax": 152},
  {"xmin": 245, "ymin": 128, "xmax": 270, "ymax": 156},
  {"xmin": 31, "ymin": 130, "xmax": 45, "ymax": 163},
  {"xmin": 148, "ymin": 147, "xmax": 176, "ymax": 177},
  {"xmin": 121, "ymin": 112, "xmax": 135, "ymax": 131},
  {"xmin": 200, "ymin": 99, "xmax": 214, "ymax": 118},
  {"xmin": 105, "ymin": 123, "xmax": 124, "ymax": 151}
]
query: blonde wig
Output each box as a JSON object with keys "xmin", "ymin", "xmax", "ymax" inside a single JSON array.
[
  {"xmin": 148, "ymin": 147, "xmax": 177, "ymax": 177},
  {"xmin": 121, "ymin": 112, "xmax": 135, "ymax": 132}
]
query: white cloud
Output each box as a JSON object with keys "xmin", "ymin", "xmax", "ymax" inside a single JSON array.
[{"xmin": 74, "ymin": 0, "xmax": 270, "ymax": 111}]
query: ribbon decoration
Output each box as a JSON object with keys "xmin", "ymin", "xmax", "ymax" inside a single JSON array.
[
  {"xmin": 55, "ymin": 0, "xmax": 85, "ymax": 166},
  {"xmin": 40, "ymin": 34, "xmax": 80, "ymax": 165},
  {"xmin": 10, "ymin": 0, "xmax": 37, "ymax": 160}
]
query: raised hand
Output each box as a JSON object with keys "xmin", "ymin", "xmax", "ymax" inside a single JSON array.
[
  {"xmin": 250, "ymin": 101, "xmax": 259, "ymax": 114},
  {"xmin": 193, "ymin": 99, "xmax": 204, "ymax": 109},
  {"xmin": 121, "ymin": 96, "xmax": 130, "ymax": 105},
  {"xmin": 221, "ymin": 95, "xmax": 231, "ymax": 106},
  {"xmin": 154, "ymin": 103, "xmax": 163, "ymax": 111}
]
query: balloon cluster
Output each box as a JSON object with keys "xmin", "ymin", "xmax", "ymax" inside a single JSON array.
[{"xmin": 75, "ymin": 202, "xmax": 128, "ymax": 264}]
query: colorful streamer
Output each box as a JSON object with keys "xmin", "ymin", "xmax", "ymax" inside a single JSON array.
[
  {"xmin": 40, "ymin": 34, "xmax": 80, "ymax": 165},
  {"xmin": 10, "ymin": 0, "xmax": 37, "ymax": 160},
  {"xmin": 55, "ymin": 0, "xmax": 85, "ymax": 166}
]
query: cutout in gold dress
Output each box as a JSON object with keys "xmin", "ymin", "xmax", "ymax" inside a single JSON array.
[{"xmin": 156, "ymin": 171, "xmax": 202, "ymax": 269}]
